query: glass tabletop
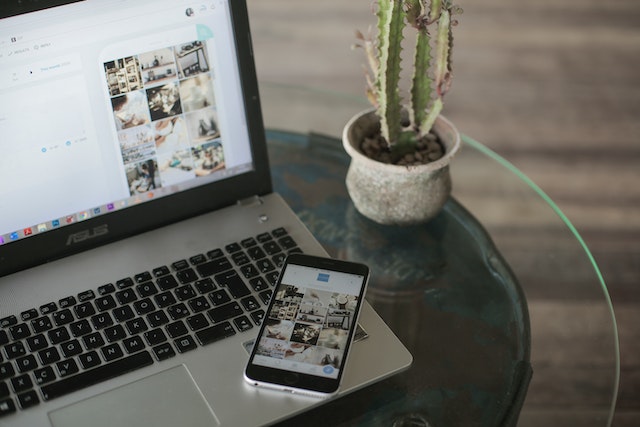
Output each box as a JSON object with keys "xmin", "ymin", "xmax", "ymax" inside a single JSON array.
[{"xmin": 259, "ymin": 82, "xmax": 619, "ymax": 427}]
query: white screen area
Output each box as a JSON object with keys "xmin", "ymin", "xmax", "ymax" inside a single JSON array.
[
  {"xmin": 0, "ymin": 0, "xmax": 253, "ymax": 240},
  {"xmin": 252, "ymin": 265, "xmax": 365, "ymax": 379}
]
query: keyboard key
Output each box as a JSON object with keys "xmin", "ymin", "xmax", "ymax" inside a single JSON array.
[
  {"xmin": 95, "ymin": 295, "xmax": 117, "ymax": 312},
  {"xmin": 195, "ymin": 322, "xmax": 235, "ymax": 346},
  {"xmin": 133, "ymin": 298, "xmax": 155, "ymax": 315},
  {"xmin": 188, "ymin": 296, "xmax": 210, "ymax": 313},
  {"xmin": 60, "ymin": 340, "xmax": 83, "ymax": 358},
  {"xmin": 101, "ymin": 343, "xmax": 124, "ymax": 362},
  {"xmin": 233, "ymin": 316, "xmax": 253, "ymax": 332},
  {"xmin": 189, "ymin": 254, "xmax": 207, "ymax": 265},
  {"xmin": 263, "ymin": 241, "xmax": 282, "ymax": 255},
  {"xmin": 231, "ymin": 251, "xmax": 250, "ymax": 266},
  {"xmin": 208, "ymin": 289, "xmax": 231, "ymax": 306},
  {"xmin": 20, "ymin": 308, "xmax": 38, "ymax": 322},
  {"xmin": 224, "ymin": 242, "xmax": 241, "ymax": 253},
  {"xmin": 175, "ymin": 284, "xmax": 196, "ymax": 301},
  {"xmin": 56, "ymin": 359, "xmax": 79, "ymax": 377},
  {"xmin": 194, "ymin": 278, "xmax": 216, "ymax": 294},
  {"xmin": 207, "ymin": 302, "xmax": 243, "ymax": 323},
  {"xmin": 78, "ymin": 351, "xmax": 101, "ymax": 369},
  {"xmin": 196, "ymin": 257, "xmax": 232, "ymax": 278},
  {"xmin": 9, "ymin": 323, "xmax": 31, "ymax": 340},
  {"xmin": 77, "ymin": 290, "xmax": 95, "ymax": 302},
  {"xmin": 31, "ymin": 316, "xmax": 53, "ymax": 333},
  {"xmin": 91, "ymin": 312, "xmax": 114, "ymax": 330},
  {"xmin": 152, "ymin": 343, "xmax": 175, "ymax": 361},
  {"xmin": 176, "ymin": 268, "xmax": 198, "ymax": 284},
  {"xmin": 0, "ymin": 397, "xmax": 16, "ymax": 416},
  {"xmin": 144, "ymin": 329, "xmax": 167, "ymax": 346},
  {"xmin": 58, "ymin": 296, "xmax": 77, "ymax": 309},
  {"xmin": 271, "ymin": 227, "xmax": 288, "ymax": 238},
  {"xmin": 215, "ymin": 271, "xmax": 250, "ymax": 298},
  {"xmin": 4, "ymin": 341, "xmax": 26, "ymax": 359},
  {"xmin": 249, "ymin": 277, "xmax": 269, "ymax": 292},
  {"xmin": 52, "ymin": 309, "xmax": 74, "ymax": 326},
  {"xmin": 259, "ymin": 290, "xmax": 272, "ymax": 305},
  {"xmin": 113, "ymin": 305, "xmax": 135, "ymax": 322},
  {"xmin": 82, "ymin": 332, "xmax": 105, "ymax": 350},
  {"xmin": 74, "ymin": 301, "xmax": 96, "ymax": 319},
  {"xmin": 42, "ymin": 351, "xmax": 153, "ymax": 401},
  {"xmin": 98, "ymin": 283, "xmax": 116, "ymax": 295},
  {"xmin": 17, "ymin": 390, "xmax": 39, "ymax": 409},
  {"xmin": 37, "ymin": 347, "xmax": 61, "ymax": 365},
  {"xmin": 26, "ymin": 333, "xmax": 48, "ymax": 352},
  {"xmin": 156, "ymin": 275, "xmax": 178, "ymax": 291},
  {"xmin": 48, "ymin": 327, "xmax": 70, "ymax": 345},
  {"xmin": 33, "ymin": 366, "xmax": 56, "ymax": 385},
  {"xmin": 241, "ymin": 296, "xmax": 260, "ymax": 312},
  {"xmin": 241, "ymin": 237, "xmax": 257, "ymax": 248},
  {"xmin": 0, "ymin": 316, "xmax": 17, "ymax": 328},
  {"xmin": 154, "ymin": 291, "xmax": 177, "ymax": 308},
  {"xmin": 250, "ymin": 310, "xmax": 265, "ymax": 325},
  {"xmin": 0, "ymin": 382, "xmax": 9, "ymax": 397},
  {"xmin": 116, "ymin": 277, "xmax": 134, "ymax": 289},
  {"xmin": 104, "ymin": 325, "xmax": 126, "ymax": 343},
  {"xmin": 165, "ymin": 321, "xmax": 189, "ymax": 338},
  {"xmin": 186, "ymin": 314, "xmax": 209, "ymax": 331},
  {"xmin": 167, "ymin": 303, "xmax": 189, "ymax": 320},
  {"xmin": 174, "ymin": 336, "xmax": 197, "ymax": 353},
  {"xmin": 136, "ymin": 282, "xmax": 158, "ymax": 297},
  {"xmin": 10, "ymin": 374, "xmax": 32, "ymax": 393},
  {"xmin": 256, "ymin": 259, "xmax": 275, "ymax": 274},
  {"xmin": 152, "ymin": 266, "xmax": 170, "ymax": 277},
  {"xmin": 247, "ymin": 246, "xmax": 266, "ymax": 261},
  {"xmin": 125, "ymin": 318, "xmax": 148, "ymax": 335},
  {"xmin": 0, "ymin": 363, "xmax": 15, "ymax": 380},
  {"xmin": 147, "ymin": 311, "xmax": 169, "ymax": 328},
  {"xmin": 16, "ymin": 354, "xmax": 38, "ymax": 373},
  {"xmin": 134, "ymin": 272, "xmax": 152, "ymax": 284},
  {"xmin": 40, "ymin": 302, "xmax": 58, "ymax": 315},
  {"xmin": 256, "ymin": 232, "xmax": 272, "ymax": 243},
  {"xmin": 123, "ymin": 336, "xmax": 145, "ymax": 354},
  {"xmin": 172, "ymin": 260, "xmax": 189, "ymax": 271},
  {"xmin": 69, "ymin": 319, "xmax": 92, "ymax": 337},
  {"xmin": 239, "ymin": 264, "xmax": 259, "ymax": 279},
  {"xmin": 206, "ymin": 248, "xmax": 223, "ymax": 259},
  {"xmin": 116, "ymin": 289, "xmax": 138, "ymax": 304}
]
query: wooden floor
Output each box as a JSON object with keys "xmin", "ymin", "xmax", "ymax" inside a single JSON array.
[{"xmin": 246, "ymin": 0, "xmax": 639, "ymax": 425}]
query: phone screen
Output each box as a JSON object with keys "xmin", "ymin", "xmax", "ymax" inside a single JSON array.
[{"xmin": 245, "ymin": 254, "xmax": 368, "ymax": 396}]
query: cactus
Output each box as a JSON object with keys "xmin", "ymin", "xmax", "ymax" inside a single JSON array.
[{"xmin": 355, "ymin": 0, "xmax": 462, "ymax": 160}]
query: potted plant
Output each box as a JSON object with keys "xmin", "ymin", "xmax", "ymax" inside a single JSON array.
[{"xmin": 343, "ymin": 0, "xmax": 463, "ymax": 225}]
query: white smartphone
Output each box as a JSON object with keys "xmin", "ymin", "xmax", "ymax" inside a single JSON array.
[{"xmin": 244, "ymin": 253, "xmax": 369, "ymax": 398}]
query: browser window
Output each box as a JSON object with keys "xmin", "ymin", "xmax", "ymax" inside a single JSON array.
[{"xmin": 0, "ymin": 0, "xmax": 253, "ymax": 242}]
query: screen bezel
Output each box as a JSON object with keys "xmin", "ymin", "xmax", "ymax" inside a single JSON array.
[
  {"xmin": 0, "ymin": 0, "xmax": 272, "ymax": 277},
  {"xmin": 244, "ymin": 254, "xmax": 369, "ymax": 396}
]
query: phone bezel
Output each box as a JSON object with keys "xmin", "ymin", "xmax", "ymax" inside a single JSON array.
[{"xmin": 244, "ymin": 253, "xmax": 369, "ymax": 397}]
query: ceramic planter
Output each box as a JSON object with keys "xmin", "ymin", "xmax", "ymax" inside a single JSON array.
[{"xmin": 342, "ymin": 109, "xmax": 461, "ymax": 225}]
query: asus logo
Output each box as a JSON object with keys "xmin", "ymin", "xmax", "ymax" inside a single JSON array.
[{"xmin": 66, "ymin": 224, "xmax": 109, "ymax": 245}]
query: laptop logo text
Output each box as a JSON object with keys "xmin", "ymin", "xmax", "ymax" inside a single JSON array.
[{"xmin": 66, "ymin": 224, "xmax": 109, "ymax": 245}]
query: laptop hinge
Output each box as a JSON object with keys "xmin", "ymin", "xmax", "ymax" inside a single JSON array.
[{"xmin": 237, "ymin": 195, "xmax": 264, "ymax": 207}]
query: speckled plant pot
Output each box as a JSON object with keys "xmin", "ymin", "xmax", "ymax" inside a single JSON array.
[{"xmin": 342, "ymin": 109, "xmax": 461, "ymax": 225}]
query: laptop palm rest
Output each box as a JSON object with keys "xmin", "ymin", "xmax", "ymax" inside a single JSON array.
[{"xmin": 48, "ymin": 365, "xmax": 219, "ymax": 427}]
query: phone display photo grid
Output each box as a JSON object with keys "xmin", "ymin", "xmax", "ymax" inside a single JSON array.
[{"xmin": 253, "ymin": 282, "xmax": 361, "ymax": 378}]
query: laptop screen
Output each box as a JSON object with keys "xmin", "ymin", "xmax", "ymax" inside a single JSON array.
[{"xmin": 0, "ymin": 0, "xmax": 271, "ymax": 275}]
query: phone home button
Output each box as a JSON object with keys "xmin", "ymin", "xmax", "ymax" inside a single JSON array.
[{"xmin": 283, "ymin": 373, "xmax": 299, "ymax": 385}]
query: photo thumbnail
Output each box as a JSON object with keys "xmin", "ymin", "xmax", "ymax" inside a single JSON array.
[
  {"xmin": 192, "ymin": 140, "xmax": 225, "ymax": 176},
  {"xmin": 111, "ymin": 90, "xmax": 150, "ymax": 131},
  {"xmin": 157, "ymin": 149, "xmax": 194, "ymax": 187},
  {"xmin": 146, "ymin": 81, "xmax": 182, "ymax": 122},
  {"xmin": 185, "ymin": 107, "xmax": 220, "ymax": 143},
  {"xmin": 174, "ymin": 41, "xmax": 210, "ymax": 79},
  {"xmin": 126, "ymin": 158, "xmax": 160, "ymax": 195},
  {"xmin": 179, "ymin": 73, "xmax": 216, "ymax": 113},
  {"xmin": 138, "ymin": 47, "xmax": 178, "ymax": 87},
  {"xmin": 104, "ymin": 56, "xmax": 143, "ymax": 96}
]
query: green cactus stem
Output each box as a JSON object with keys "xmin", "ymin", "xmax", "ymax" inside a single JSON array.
[{"xmin": 375, "ymin": 0, "xmax": 405, "ymax": 145}]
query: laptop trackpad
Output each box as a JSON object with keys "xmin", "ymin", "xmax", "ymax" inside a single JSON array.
[{"xmin": 49, "ymin": 365, "xmax": 220, "ymax": 427}]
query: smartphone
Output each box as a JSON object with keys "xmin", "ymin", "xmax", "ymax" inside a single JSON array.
[{"xmin": 244, "ymin": 253, "xmax": 369, "ymax": 398}]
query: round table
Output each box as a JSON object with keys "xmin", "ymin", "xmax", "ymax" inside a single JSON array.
[{"xmin": 259, "ymin": 83, "xmax": 619, "ymax": 427}]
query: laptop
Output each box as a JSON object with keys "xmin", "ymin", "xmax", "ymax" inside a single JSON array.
[{"xmin": 0, "ymin": 0, "xmax": 412, "ymax": 426}]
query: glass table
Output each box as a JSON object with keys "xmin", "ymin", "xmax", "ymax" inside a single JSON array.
[{"xmin": 258, "ymin": 83, "xmax": 619, "ymax": 427}]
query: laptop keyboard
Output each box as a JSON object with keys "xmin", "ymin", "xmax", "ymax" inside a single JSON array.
[{"xmin": 0, "ymin": 227, "xmax": 301, "ymax": 417}]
